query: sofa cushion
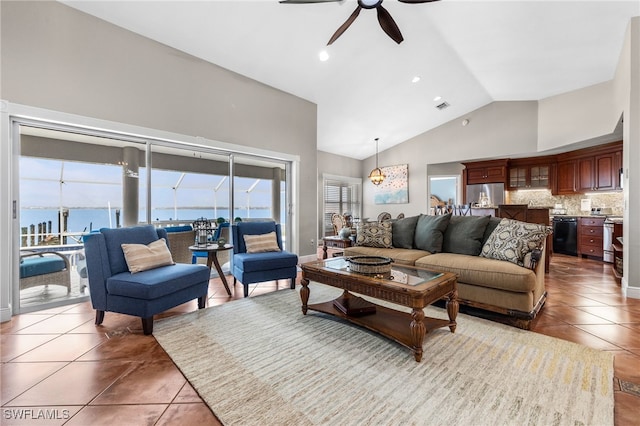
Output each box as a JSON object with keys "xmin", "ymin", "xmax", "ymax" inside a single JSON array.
[
  {"xmin": 392, "ymin": 215, "xmax": 419, "ymax": 249},
  {"xmin": 20, "ymin": 255, "xmax": 66, "ymax": 278},
  {"xmin": 415, "ymin": 253, "xmax": 537, "ymax": 293},
  {"xmin": 356, "ymin": 220, "xmax": 393, "ymax": 248},
  {"xmin": 482, "ymin": 216, "xmax": 502, "ymax": 246},
  {"xmin": 233, "ymin": 251, "xmax": 298, "ymax": 273},
  {"xmin": 106, "ymin": 263, "xmax": 210, "ymax": 300},
  {"xmin": 243, "ymin": 231, "xmax": 281, "ymax": 253},
  {"xmin": 413, "ymin": 213, "xmax": 451, "ymax": 253},
  {"xmin": 122, "ymin": 238, "xmax": 175, "ymax": 273},
  {"xmin": 442, "ymin": 215, "xmax": 490, "ymax": 256},
  {"xmin": 480, "ymin": 218, "xmax": 551, "ymax": 267},
  {"xmin": 344, "ymin": 246, "xmax": 431, "ymax": 266}
]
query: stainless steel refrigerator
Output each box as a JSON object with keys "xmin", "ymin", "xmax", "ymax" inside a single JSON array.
[{"xmin": 466, "ymin": 183, "xmax": 505, "ymax": 207}]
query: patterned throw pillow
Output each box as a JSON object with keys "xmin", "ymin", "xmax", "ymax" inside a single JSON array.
[
  {"xmin": 480, "ymin": 218, "xmax": 551, "ymax": 267},
  {"xmin": 356, "ymin": 220, "xmax": 393, "ymax": 248},
  {"xmin": 121, "ymin": 238, "xmax": 175, "ymax": 273},
  {"xmin": 243, "ymin": 232, "xmax": 281, "ymax": 253}
]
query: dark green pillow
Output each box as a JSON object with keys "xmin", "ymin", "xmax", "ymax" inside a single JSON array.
[
  {"xmin": 414, "ymin": 213, "xmax": 451, "ymax": 253},
  {"xmin": 482, "ymin": 216, "xmax": 502, "ymax": 246},
  {"xmin": 443, "ymin": 215, "xmax": 491, "ymax": 256},
  {"xmin": 392, "ymin": 215, "xmax": 419, "ymax": 249}
]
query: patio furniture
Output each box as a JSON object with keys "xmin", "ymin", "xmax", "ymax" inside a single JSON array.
[
  {"xmin": 83, "ymin": 225, "xmax": 210, "ymax": 335},
  {"xmin": 165, "ymin": 225, "xmax": 196, "ymax": 264},
  {"xmin": 19, "ymin": 251, "xmax": 71, "ymax": 293},
  {"xmin": 231, "ymin": 221, "xmax": 298, "ymax": 297}
]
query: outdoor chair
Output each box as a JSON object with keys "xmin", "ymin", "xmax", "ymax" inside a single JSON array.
[
  {"xmin": 231, "ymin": 221, "xmax": 298, "ymax": 297},
  {"xmin": 19, "ymin": 251, "xmax": 71, "ymax": 293},
  {"xmin": 83, "ymin": 225, "xmax": 210, "ymax": 335},
  {"xmin": 165, "ymin": 225, "xmax": 196, "ymax": 264}
]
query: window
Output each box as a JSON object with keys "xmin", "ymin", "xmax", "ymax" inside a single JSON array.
[{"xmin": 323, "ymin": 175, "xmax": 362, "ymax": 236}]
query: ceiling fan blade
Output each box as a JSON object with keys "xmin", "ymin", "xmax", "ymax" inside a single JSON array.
[
  {"xmin": 376, "ymin": 5, "xmax": 404, "ymax": 44},
  {"xmin": 397, "ymin": 0, "xmax": 440, "ymax": 3},
  {"xmin": 327, "ymin": 5, "xmax": 362, "ymax": 45},
  {"xmin": 279, "ymin": 0, "xmax": 342, "ymax": 3}
]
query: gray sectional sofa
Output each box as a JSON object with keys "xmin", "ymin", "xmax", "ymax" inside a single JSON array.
[{"xmin": 344, "ymin": 214, "xmax": 550, "ymax": 329}]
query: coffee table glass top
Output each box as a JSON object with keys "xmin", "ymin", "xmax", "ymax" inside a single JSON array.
[{"xmin": 324, "ymin": 257, "xmax": 443, "ymax": 286}]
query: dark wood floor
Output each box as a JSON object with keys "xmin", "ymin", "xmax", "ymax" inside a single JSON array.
[{"xmin": 1, "ymin": 254, "xmax": 639, "ymax": 425}]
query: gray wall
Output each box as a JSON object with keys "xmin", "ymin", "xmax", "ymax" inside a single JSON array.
[
  {"xmin": 0, "ymin": 1, "xmax": 318, "ymax": 320},
  {"xmin": 316, "ymin": 150, "xmax": 363, "ymax": 241},
  {"xmin": 0, "ymin": 0, "xmax": 317, "ymax": 256}
]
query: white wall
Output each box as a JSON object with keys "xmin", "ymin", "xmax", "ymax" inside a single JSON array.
[
  {"xmin": 620, "ymin": 17, "xmax": 640, "ymax": 298},
  {"xmin": 537, "ymin": 81, "xmax": 621, "ymax": 152}
]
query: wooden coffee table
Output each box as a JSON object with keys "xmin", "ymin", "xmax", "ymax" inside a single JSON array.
[{"xmin": 300, "ymin": 257, "xmax": 458, "ymax": 362}]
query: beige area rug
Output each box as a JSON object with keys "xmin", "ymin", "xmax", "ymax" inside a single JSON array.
[{"xmin": 154, "ymin": 283, "xmax": 614, "ymax": 426}]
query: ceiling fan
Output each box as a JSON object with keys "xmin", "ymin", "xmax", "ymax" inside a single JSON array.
[{"xmin": 279, "ymin": 0, "xmax": 440, "ymax": 45}]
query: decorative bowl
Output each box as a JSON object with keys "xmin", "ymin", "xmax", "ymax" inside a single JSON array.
[{"xmin": 346, "ymin": 256, "xmax": 392, "ymax": 276}]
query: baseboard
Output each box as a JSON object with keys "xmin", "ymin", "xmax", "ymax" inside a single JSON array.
[
  {"xmin": 622, "ymin": 278, "xmax": 640, "ymax": 299},
  {"xmin": 0, "ymin": 306, "xmax": 13, "ymax": 323}
]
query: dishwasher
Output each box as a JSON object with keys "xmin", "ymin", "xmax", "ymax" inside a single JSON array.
[{"xmin": 552, "ymin": 216, "xmax": 578, "ymax": 256}]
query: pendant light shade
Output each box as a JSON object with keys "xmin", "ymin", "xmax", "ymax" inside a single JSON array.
[{"xmin": 369, "ymin": 138, "xmax": 385, "ymax": 185}]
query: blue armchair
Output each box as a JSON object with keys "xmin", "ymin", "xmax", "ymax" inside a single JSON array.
[
  {"xmin": 83, "ymin": 225, "xmax": 210, "ymax": 335},
  {"xmin": 231, "ymin": 221, "xmax": 298, "ymax": 297}
]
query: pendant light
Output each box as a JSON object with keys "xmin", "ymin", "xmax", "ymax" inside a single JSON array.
[{"xmin": 368, "ymin": 137, "xmax": 385, "ymax": 185}]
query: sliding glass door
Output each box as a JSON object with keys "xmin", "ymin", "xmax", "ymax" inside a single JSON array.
[{"xmin": 14, "ymin": 123, "xmax": 293, "ymax": 313}]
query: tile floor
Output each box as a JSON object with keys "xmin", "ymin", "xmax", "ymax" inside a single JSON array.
[{"xmin": 2, "ymin": 254, "xmax": 639, "ymax": 425}]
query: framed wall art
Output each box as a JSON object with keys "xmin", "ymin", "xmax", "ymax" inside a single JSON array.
[{"xmin": 374, "ymin": 164, "xmax": 408, "ymax": 204}]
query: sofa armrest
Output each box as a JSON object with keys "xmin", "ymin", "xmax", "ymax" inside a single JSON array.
[{"xmin": 83, "ymin": 233, "xmax": 111, "ymax": 309}]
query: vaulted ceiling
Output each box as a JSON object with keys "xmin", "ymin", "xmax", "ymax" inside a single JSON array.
[{"xmin": 60, "ymin": 1, "xmax": 639, "ymax": 159}]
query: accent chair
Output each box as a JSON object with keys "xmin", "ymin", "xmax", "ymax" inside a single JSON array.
[
  {"xmin": 83, "ymin": 225, "xmax": 210, "ymax": 335},
  {"xmin": 231, "ymin": 221, "xmax": 298, "ymax": 297}
]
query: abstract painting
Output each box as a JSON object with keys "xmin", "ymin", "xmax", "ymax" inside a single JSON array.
[{"xmin": 374, "ymin": 164, "xmax": 408, "ymax": 204}]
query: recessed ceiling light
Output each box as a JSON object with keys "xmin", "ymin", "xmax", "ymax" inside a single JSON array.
[
  {"xmin": 411, "ymin": 76, "xmax": 421, "ymax": 83},
  {"xmin": 318, "ymin": 50, "xmax": 330, "ymax": 62},
  {"xmin": 433, "ymin": 96, "xmax": 442, "ymax": 102}
]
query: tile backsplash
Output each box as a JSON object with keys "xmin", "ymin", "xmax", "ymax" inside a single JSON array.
[{"xmin": 507, "ymin": 189, "xmax": 624, "ymax": 216}]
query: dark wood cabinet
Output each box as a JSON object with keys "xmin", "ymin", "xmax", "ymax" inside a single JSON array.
[
  {"xmin": 555, "ymin": 161, "xmax": 577, "ymax": 194},
  {"xmin": 464, "ymin": 160, "xmax": 508, "ymax": 185},
  {"xmin": 553, "ymin": 141, "xmax": 622, "ymax": 194},
  {"xmin": 578, "ymin": 217, "xmax": 604, "ymax": 259},
  {"xmin": 508, "ymin": 159, "xmax": 551, "ymax": 189},
  {"xmin": 576, "ymin": 157, "xmax": 595, "ymax": 192},
  {"xmin": 464, "ymin": 141, "xmax": 622, "ymax": 195}
]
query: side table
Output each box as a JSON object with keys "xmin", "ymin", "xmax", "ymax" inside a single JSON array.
[
  {"xmin": 322, "ymin": 236, "xmax": 353, "ymax": 259},
  {"xmin": 189, "ymin": 244, "xmax": 234, "ymax": 296}
]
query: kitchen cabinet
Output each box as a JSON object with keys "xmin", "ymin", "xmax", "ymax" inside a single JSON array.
[
  {"xmin": 555, "ymin": 161, "xmax": 577, "ymax": 194},
  {"xmin": 578, "ymin": 217, "xmax": 604, "ymax": 259},
  {"xmin": 577, "ymin": 153, "xmax": 616, "ymax": 192},
  {"xmin": 463, "ymin": 160, "xmax": 508, "ymax": 185},
  {"xmin": 507, "ymin": 159, "xmax": 551, "ymax": 189},
  {"xmin": 553, "ymin": 141, "xmax": 623, "ymax": 194}
]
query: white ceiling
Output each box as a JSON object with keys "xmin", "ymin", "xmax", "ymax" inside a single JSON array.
[{"xmin": 60, "ymin": 1, "xmax": 639, "ymax": 160}]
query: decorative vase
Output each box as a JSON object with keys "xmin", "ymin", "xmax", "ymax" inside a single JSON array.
[{"xmin": 339, "ymin": 227, "xmax": 351, "ymax": 239}]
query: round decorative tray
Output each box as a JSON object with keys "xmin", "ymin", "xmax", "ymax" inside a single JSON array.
[{"xmin": 346, "ymin": 256, "xmax": 392, "ymax": 276}]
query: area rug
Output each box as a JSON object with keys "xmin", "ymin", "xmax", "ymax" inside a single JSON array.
[{"xmin": 154, "ymin": 283, "xmax": 614, "ymax": 426}]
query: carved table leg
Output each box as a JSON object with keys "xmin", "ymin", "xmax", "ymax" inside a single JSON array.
[
  {"xmin": 410, "ymin": 308, "xmax": 426, "ymax": 362},
  {"xmin": 300, "ymin": 277, "xmax": 310, "ymax": 315},
  {"xmin": 446, "ymin": 288, "xmax": 458, "ymax": 333}
]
